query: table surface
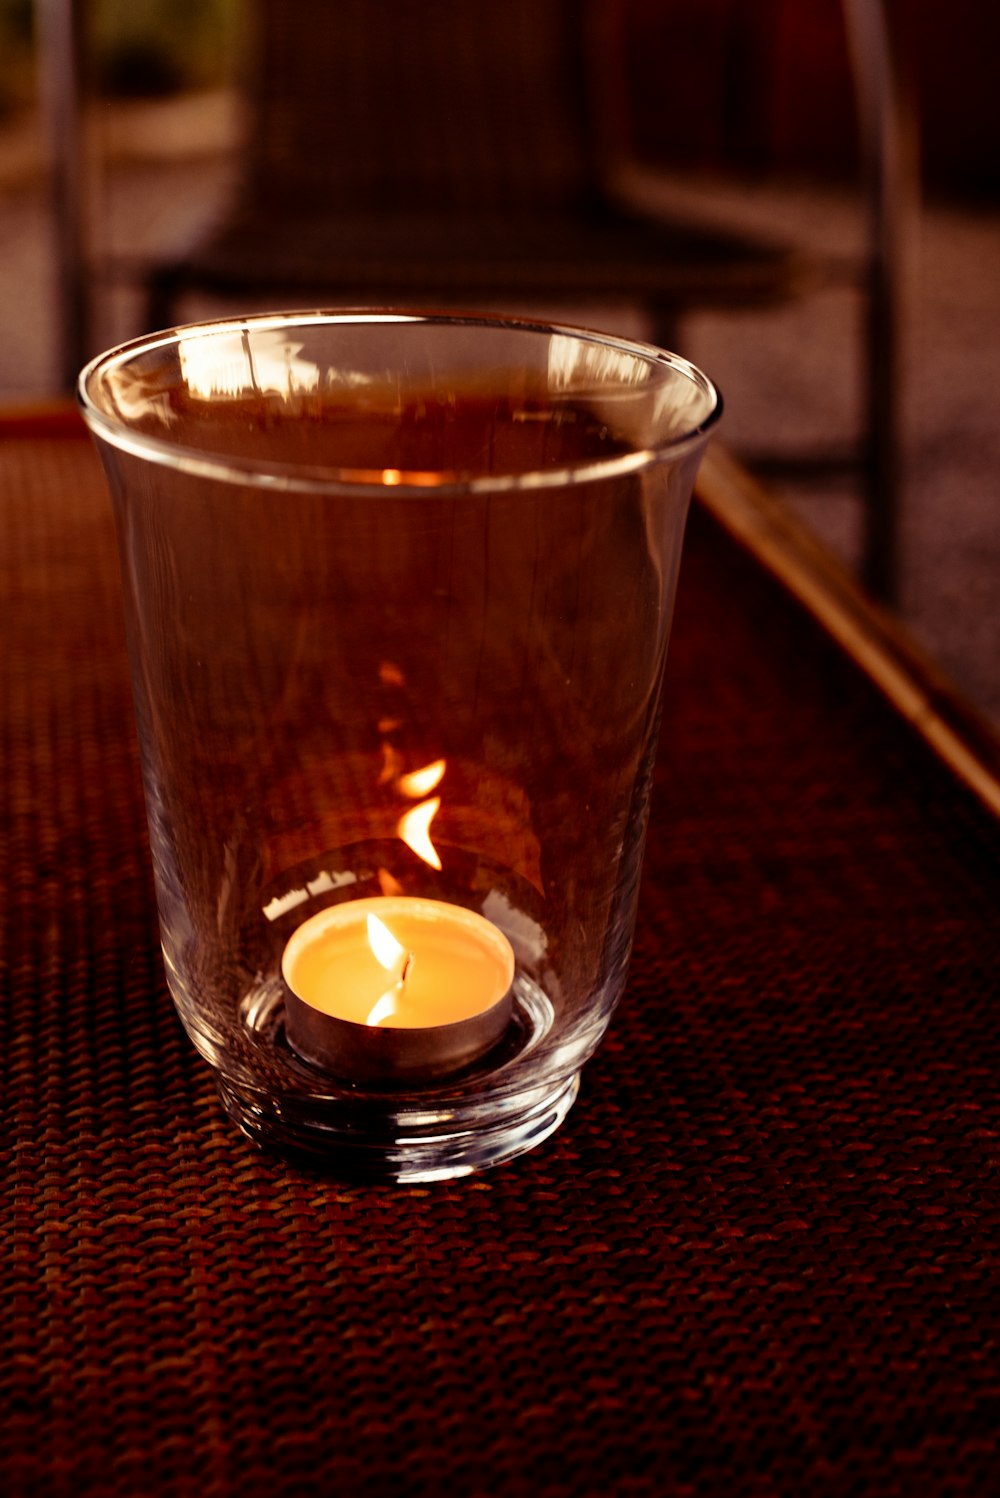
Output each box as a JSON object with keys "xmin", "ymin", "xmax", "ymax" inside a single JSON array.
[{"xmin": 2, "ymin": 412, "xmax": 999, "ymax": 1497}]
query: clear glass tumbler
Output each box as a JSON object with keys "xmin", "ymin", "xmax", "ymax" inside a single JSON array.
[{"xmin": 79, "ymin": 311, "xmax": 721, "ymax": 1180}]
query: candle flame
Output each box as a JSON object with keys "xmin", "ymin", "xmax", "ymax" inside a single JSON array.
[
  {"xmin": 396, "ymin": 759, "xmax": 446, "ymax": 799},
  {"xmin": 364, "ymin": 929, "xmax": 413, "ymax": 1027},
  {"xmin": 379, "ymin": 743, "xmax": 404, "ymax": 785},
  {"xmin": 366, "ymin": 989, "xmax": 399, "ymax": 1027},
  {"xmin": 367, "ymin": 912, "xmax": 406, "ymax": 972},
  {"xmin": 398, "ymin": 797, "xmax": 442, "ymax": 869}
]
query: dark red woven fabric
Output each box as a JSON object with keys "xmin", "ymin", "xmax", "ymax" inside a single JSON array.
[{"xmin": 2, "ymin": 422, "xmax": 998, "ymax": 1497}]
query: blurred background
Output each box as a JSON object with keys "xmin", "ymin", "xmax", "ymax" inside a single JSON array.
[{"xmin": 1, "ymin": 0, "xmax": 997, "ymax": 725}]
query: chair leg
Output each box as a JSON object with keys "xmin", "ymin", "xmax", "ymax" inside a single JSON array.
[
  {"xmin": 648, "ymin": 308, "xmax": 681, "ymax": 357},
  {"xmin": 145, "ymin": 268, "xmax": 184, "ymax": 336},
  {"xmin": 842, "ymin": 0, "xmax": 914, "ymax": 606},
  {"xmin": 860, "ymin": 243, "xmax": 901, "ymax": 605}
]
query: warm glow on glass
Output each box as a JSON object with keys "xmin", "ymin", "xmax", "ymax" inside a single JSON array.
[
  {"xmin": 396, "ymin": 759, "xmax": 446, "ymax": 799},
  {"xmin": 398, "ymin": 798, "xmax": 442, "ymax": 869}
]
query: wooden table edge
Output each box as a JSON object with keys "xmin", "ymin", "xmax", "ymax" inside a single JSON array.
[{"xmin": 698, "ymin": 443, "xmax": 1000, "ymax": 821}]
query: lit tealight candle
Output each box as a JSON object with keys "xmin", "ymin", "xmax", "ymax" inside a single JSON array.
[{"xmin": 282, "ymin": 896, "xmax": 515, "ymax": 1082}]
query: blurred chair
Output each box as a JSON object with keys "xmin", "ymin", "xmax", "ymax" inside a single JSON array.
[{"xmin": 140, "ymin": 0, "xmax": 908, "ymax": 600}]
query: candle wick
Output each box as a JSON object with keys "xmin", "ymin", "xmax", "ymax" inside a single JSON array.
[{"xmin": 400, "ymin": 953, "xmax": 414, "ymax": 987}]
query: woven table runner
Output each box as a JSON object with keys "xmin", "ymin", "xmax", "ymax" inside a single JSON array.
[{"xmin": 2, "ymin": 417, "xmax": 998, "ymax": 1497}]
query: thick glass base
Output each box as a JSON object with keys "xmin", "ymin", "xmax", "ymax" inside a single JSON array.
[{"xmin": 216, "ymin": 1071, "xmax": 580, "ymax": 1183}]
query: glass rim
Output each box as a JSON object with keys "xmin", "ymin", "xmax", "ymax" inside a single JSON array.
[{"xmin": 77, "ymin": 308, "xmax": 723, "ymax": 495}]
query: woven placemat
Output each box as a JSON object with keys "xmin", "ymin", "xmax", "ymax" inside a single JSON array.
[{"xmin": 2, "ymin": 420, "xmax": 998, "ymax": 1497}]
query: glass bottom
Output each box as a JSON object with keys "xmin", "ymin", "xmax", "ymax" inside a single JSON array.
[{"xmin": 215, "ymin": 1070, "xmax": 580, "ymax": 1182}]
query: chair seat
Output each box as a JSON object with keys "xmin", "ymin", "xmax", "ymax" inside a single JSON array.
[
  {"xmin": 159, "ymin": 202, "xmax": 814, "ymax": 310},
  {"xmin": 137, "ymin": 0, "xmax": 906, "ymax": 600}
]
